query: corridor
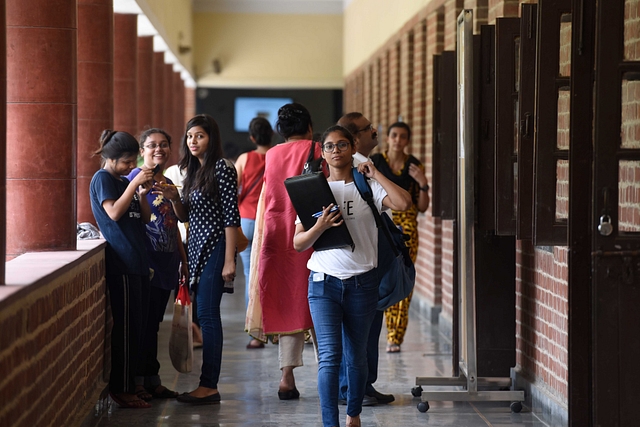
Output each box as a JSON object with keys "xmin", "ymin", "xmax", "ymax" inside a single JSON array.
[{"xmin": 91, "ymin": 268, "xmax": 551, "ymax": 427}]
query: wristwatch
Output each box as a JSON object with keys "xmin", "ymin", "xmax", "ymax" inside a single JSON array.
[{"xmin": 420, "ymin": 184, "xmax": 430, "ymax": 192}]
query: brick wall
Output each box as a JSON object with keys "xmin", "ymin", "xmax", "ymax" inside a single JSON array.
[
  {"xmin": 185, "ymin": 86, "xmax": 196, "ymax": 123},
  {"xmin": 0, "ymin": 244, "xmax": 108, "ymax": 427},
  {"xmin": 400, "ymin": 31, "xmax": 414, "ymax": 126},
  {"xmin": 516, "ymin": 242, "xmax": 569, "ymax": 402},
  {"xmin": 620, "ymin": 0, "xmax": 640, "ymax": 232},
  {"xmin": 341, "ymin": 0, "xmax": 603, "ymax": 408}
]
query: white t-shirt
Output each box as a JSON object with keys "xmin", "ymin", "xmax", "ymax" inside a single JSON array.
[
  {"xmin": 163, "ymin": 165, "xmax": 188, "ymax": 243},
  {"xmin": 306, "ymin": 178, "xmax": 387, "ymax": 279}
]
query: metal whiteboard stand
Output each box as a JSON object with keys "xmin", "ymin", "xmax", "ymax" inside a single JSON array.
[{"xmin": 413, "ymin": 10, "xmax": 525, "ymax": 414}]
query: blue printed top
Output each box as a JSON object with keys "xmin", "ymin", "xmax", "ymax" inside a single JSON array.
[{"xmin": 127, "ymin": 168, "xmax": 182, "ymax": 290}]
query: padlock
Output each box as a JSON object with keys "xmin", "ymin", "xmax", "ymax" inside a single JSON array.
[{"xmin": 598, "ymin": 214, "xmax": 613, "ymax": 236}]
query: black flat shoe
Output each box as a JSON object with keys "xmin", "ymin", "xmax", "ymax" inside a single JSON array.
[
  {"xmin": 176, "ymin": 392, "xmax": 221, "ymax": 405},
  {"xmin": 277, "ymin": 388, "xmax": 300, "ymax": 400},
  {"xmin": 366, "ymin": 388, "xmax": 395, "ymax": 404}
]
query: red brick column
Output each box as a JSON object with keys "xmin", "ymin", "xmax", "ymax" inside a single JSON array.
[
  {"xmin": 170, "ymin": 71, "xmax": 183, "ymax": 165},
  {"xmin": 6, "ymin": 0, "xmax": 77, "ymax": 257},
  {"xmin": 363, "ymin": 65, "xmax": 372, "ymax": 120},
  {"xmin": 152, "ymin": 51, "xmax": 165, "ymax": 128},
  {"xmin": 185, "ymin": 87, "xmax": 196, "ymax": 122},
  {"xmin": 114, "ymin": 14, "xmax": 137, "ymax": 136},
  {"xmin": 137, "ymin": 36, "xmax": 154, "ymax": 132},
  {"xmin": 388, "ymin": 43, "xmax": 400, "ymax": 125},
  {"xmin": 379, "ymin": 51, "xmax": 389, "ymax": 132},
  {"xmin": 0, "ymin": 0, "xmax": 6, "ymax": 272},
  {"xmin": 400, "ymin": 31, "xmax": 414, "ymax": 126},
  {"xmin": 163, "ymin": 63, "xmax": 174, "ymax": 133},
  {"xmin": 426, "ymin": 7, "xmax": 447, "ymax": 316},
  {"xmin": 77, "ymin": 0, "xmax": 113, "ymax": 225},
  {"xmin": 372, "ymin": 59, "xmax": 380, "ymax": 129},
  {"xmin": 488, "ymin": 0, "xmax": 520, "ymax": 24}
]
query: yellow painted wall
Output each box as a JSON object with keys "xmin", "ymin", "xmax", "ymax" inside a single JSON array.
[
  {"xmin": 193, "ymin": 13, "xmax": 343, "ymax": 88},
  {"xmin": 343, "ymin": 0, "xmax": 435, "ymax": 75},
  {"xmin": 136, "ymin": 0, "xmax": 194, "ymax": 74}
]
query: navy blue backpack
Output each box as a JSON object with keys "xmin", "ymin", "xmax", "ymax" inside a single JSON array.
[{"xmin": 352, "ymin": 168, "xmax": 416, "ymax": 310}]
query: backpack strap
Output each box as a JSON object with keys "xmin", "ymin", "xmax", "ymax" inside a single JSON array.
[{"xmin": 352, "ymin": 167, "xmax": 399, "ymax": 256}]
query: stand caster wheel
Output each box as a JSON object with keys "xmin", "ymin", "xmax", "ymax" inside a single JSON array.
[
  {"xmin": 510, "ymin": 401, "xmax": 522, "ymax": 413},
  {"xmin": 417, "ymin": 401, "xmax": 430, "ymax": 412},
  {"xmin": 411, "ymin": 386, "xmax": 423, "ymax": 397}
]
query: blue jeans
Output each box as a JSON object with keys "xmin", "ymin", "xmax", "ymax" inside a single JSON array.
[
  {"xmin": 339, "ymin": 309, "xmax": 384, "ymax": 399},
  {"xmin": 308, "ymin": 269, "xmax": 379, "ymax": 427},
  {"xmin": 196, "ymin": 240, "xmax": 225, "ymax": 389},
  {"xmin": 239, "ymin": 217, "xmax": 255, "ymax": 309}
]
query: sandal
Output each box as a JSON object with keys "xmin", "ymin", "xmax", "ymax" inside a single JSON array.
[
  {"xmin": 246, "ymin": 339, "xmax": 265, "ymax": 349},
  {"xmin": 110, "ymin": 392, "xmax": 152, "ymax": 409},
  {"xmin": 386, "ymin": 343, "xmax": 401, "ymax": 353},
  {"xmin": 135, "ymin": 387, "xmax": 153, "ymax": 401},
  {"xmin": 147, "ymin": 385, "xmax": 178, "ymax": 399}
]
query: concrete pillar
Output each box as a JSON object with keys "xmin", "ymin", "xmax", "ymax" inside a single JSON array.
[
  {"xmin": 163, "ymin": 63, "xmax": 174, "ymax": 133},
  {"xmin": 152, "ymin": 51, "xmax": 164, "ymax": 128},
  {"xmin": 137, "ymin": 36, "xmax": 154, "ymax": 132},
  {"xmin": 170, "ymin": 71, "xmax": 183, "ymax": 165},
  {"xmin": 0, "ymin": 0, "xmax": 6, "ymax": 272},
  {"xmin": 6, "ymin": 0, "xmax": 77, "ymax": 257},
  {"xmin": 113, "ymin": 14, "xmax": 137, "ymax": 136},
  {"xmin": 77, "ymin": 0, "xmax": 113, "ymax": 225}
]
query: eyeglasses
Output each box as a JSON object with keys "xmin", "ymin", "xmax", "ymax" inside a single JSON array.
[
  {"xmin": 356, "ymin": 123, "xmax": 374, "ymax": 133},
  {"xmin": 322, "ymin": 142, "xmax": 351, "ymax": 152},
  {"xmin": 143, "ymin": 143, "xmax": 170, "ymax": 150}
]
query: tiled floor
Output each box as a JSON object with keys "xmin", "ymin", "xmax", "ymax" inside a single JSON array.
[{"xmin": 92, "ymin": 266, "xmax": 552, "ymax": 427}]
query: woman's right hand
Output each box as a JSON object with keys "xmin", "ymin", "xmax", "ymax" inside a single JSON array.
[
  {"xmin": 153, "ymin": 182, "xmax": 181, "ymax": 203},
  {"xmin": 314, "ymin": 203, "xmax": 343, "ymax": 231},
  {"xmin": 131, "ymin": 167, "xmax": 154, "ymax": 188}
]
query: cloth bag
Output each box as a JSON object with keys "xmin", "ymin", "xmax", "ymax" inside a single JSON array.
[
  {"xmin": 169, "ymin": 281, "xmax": 193, "ymax": 373},
  {"xmin": 352, "ymin": 168, "xmax": 416, "ymax": 310}
]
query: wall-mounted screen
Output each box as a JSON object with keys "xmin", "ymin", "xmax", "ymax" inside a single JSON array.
[{"xmin": 234, "ymin": 97, "xmax": 293, "ymax": 132}]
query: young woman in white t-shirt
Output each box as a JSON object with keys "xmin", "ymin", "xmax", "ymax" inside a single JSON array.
[{"xmin": 293, "ymin": 125, "xmax": 411, "ymax": 427}]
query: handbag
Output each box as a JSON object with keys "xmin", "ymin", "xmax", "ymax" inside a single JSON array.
[
  {"xmin": 169, "ymin": 280, "xmax": 193, "ymax": 373},
  {"xmin": 237, "ymin": 226, "xmax": 249, "ymax": 252},
  {"xmin": 301, "ymin": 140, "xmax": 324, "ymax": 175},
  {"xmin": 352, "ymin": 168, "xmax": 416, "ymax": 310}
]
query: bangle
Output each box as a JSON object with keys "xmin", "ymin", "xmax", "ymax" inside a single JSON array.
[{"xmin": 420, "ymin": 184, "xmax": 430, "ymax": 192}]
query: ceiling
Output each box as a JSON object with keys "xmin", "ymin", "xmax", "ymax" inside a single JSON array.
[{"xmin": 192, "ymin": 0, "xmax": 347, "ymax": 15}]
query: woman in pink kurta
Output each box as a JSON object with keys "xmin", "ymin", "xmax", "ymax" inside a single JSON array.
[{"xmin": 258, "ymin": 103, "xmax": 322, "ymax": 400}]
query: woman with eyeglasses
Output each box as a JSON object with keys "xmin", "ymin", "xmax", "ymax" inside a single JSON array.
[
  {"xmin": 126, "ymin": 128, "xmax": 187, "ymax": 402},
  {"xmin": 293, "ymin": 125, "xmax": 411, "ymax": 427},
  {"xmin": 247, "ymin": 103, "xmax": 321, "ymax": 400},
  {"xmin": 370, "ymin": 122, "xmax": 430, "ymax": 353}
]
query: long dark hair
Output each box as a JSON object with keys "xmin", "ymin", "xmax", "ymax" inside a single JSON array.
[
  {"xmin": 178, "ymin": 114, "xmax": 224, "ymax": 202},
  {"xmin": 93, "ymin": 130, "xmax": 139, "ymax": 166}
]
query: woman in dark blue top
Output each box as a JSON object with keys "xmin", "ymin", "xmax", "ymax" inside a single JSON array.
[
  {"xmin": 158, "ymin": 114, "xmax": 240, "ymax": 405},
  {"xmin": 127, "ymin": 128, "xmax": 188, "ymax": 401},
  {"xmin": 90, "ymin": 130, "xmax": 154, "ymax": 409}
]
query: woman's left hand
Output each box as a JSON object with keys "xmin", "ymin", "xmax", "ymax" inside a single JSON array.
[
  {"xmin": 222, "ymin": 260, "xmax": 236, "ymax": 283},
  {"xmin": 180, "ymin": 261, "xmax": 188, "ymax": 282},
  {"xmin": 408, "ymin": 163, "xmax": 428, "ymax": 187},
  {"xmin": 357, "ymin": 161, "xmax": 378, "ymax": 179},
  {"xmin": 138, "ymin": 181, "xmax": 153, "ymax": 196}
]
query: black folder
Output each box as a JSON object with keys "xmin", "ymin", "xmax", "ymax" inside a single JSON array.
[{"xmin": 284, "ymin": 172, "xmax": 354, "ymax": 251}]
